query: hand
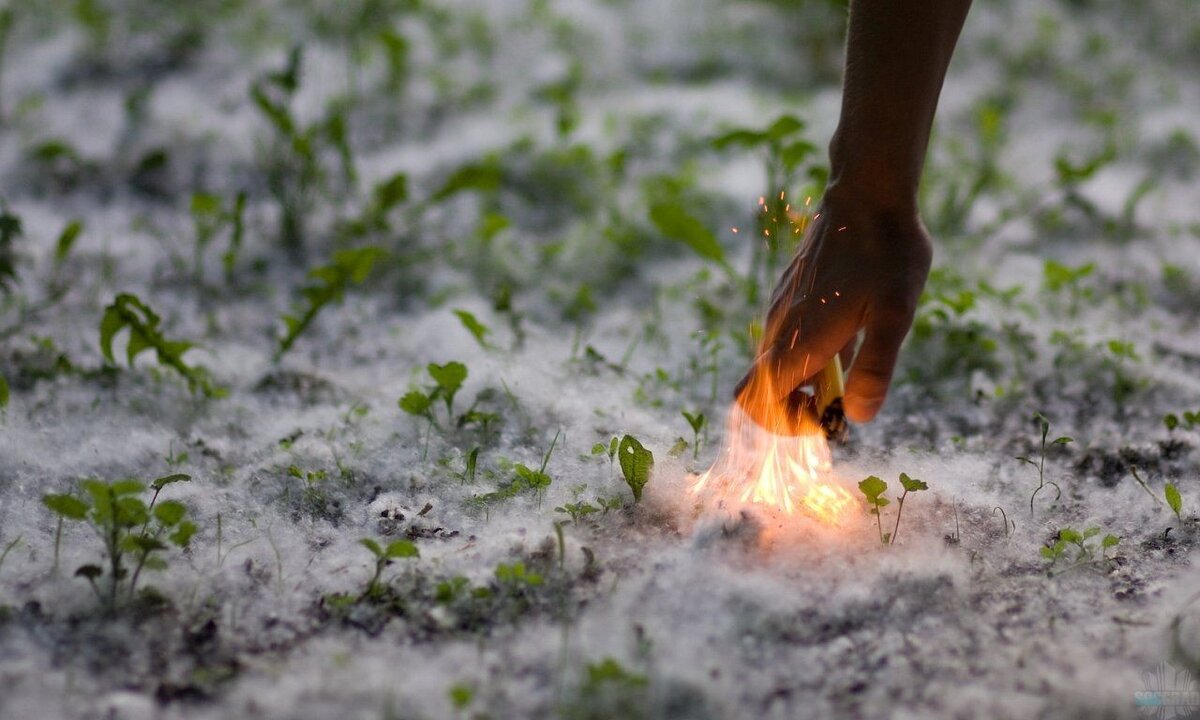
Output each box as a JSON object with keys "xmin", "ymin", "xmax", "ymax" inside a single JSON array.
[{"xmin": 735, "ymin": 192, "xmax": 932, "ymax": 426}]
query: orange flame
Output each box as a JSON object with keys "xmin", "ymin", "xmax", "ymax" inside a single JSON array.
[{"xmin": 690, "ymin": 404, "xmax": 857, "ymax": 525}]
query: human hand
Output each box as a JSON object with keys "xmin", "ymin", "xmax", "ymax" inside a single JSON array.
[{"xmin": 735, "ymin": 193, "xmax": 932, "ymax": 428}]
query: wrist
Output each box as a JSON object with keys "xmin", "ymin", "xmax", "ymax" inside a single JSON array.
[{"xmin": 825, "ymin": 129, "xmax": 923, "ymax": 218}]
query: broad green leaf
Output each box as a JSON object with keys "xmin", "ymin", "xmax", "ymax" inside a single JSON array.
[
  {"xmin": 110, "ymin": 479, "xmax": 145, "ymax": 496},
  {"xmin": 122, "ymin": 535, "xmax": 167, "ymax": 554},
  {"xmin": 898, "ymin": 473, "xmax": 928, "ymax": 493},
  {"xmin": 858, "ymin": 475, "xmax": 887, "ymax": 501},
  {"xmin": 373, "ymin": 172, "xmax": 408, "ymax": 211},
  {"xmin": 431, "ymin": 161, "xmax": 503, "ymax": 202},
  {"xmin": 618, "ymin": 435, "xmax": 654, "ymax": 502},
  {"xmin": 169, "ymin": 521, "xmax": 197, "ymax": 547},
  {"xmin": 153, "ymin": 500, "xmax": 187, "ymax": 526},
  {"xmin": 359, "ymin": 538, "xmax": 384, "ymax": 557},
  {"xmin": 428, "ymin": 361, "xmax": 467, "ymax": 394},
  {"xmin": 43, "ymin": 494, "xmax": 89, "ymax": 520},
  {"xmin": 649, "ymin": 203, "xmax": 729, "ymax": 270},
  {"xmin": 384, "ymin": 539, "xmax": 419, "ymax": 559},
  {"xmin": 1059, "ymin": 528, "xmax": 1082, "ymax": 544},
  {"xmin": 399, "ymin": 390, "xmax": 432, "ymax": 416},
  {"xmin": 1102, "ymin": 534, "xmax": 1120, "ymax": 549}
]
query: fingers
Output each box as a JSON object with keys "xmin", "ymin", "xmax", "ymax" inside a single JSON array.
[{"xmin": 843, "ymin": 303, "xmax": 914, "ymax": 422}]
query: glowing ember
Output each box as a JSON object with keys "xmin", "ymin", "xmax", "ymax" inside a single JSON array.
[{"xmin": 690, "ymin": 403, "xmax": 857, "ymax": 525}]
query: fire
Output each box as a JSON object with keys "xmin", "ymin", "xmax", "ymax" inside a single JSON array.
[
  {"xmin": 690, "ymin": 189, "xmax": 858, "ymax": 526},
  {"xmin": 689, "ymin": 403, "xmax": 857, "ymax": 525}
]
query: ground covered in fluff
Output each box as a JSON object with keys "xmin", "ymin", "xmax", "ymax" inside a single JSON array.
[{"xmin": 3, "ymin": 1, "xmax": 1200, "ymax": 718}]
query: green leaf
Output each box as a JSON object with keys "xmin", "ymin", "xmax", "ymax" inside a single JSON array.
[
  {"xmin": 586, "ymin": 658, "xmax": 648, "ymax": 687},
  {"xmin": 858, "ymin": 475, "xmax": 888, "ymax": 502},
  {"xmin": 453, "ymin": 309, "xmax": 492, "ymax": 349},
  {"xmin": 1102, "ymin": 534, "xmax": 1120, "ymax": 549},
  {"xmin": 43, "ymin": 494, "xmax": 89, "ymax": 520},
  {"xmin": 55, "ymin": 220, "xmax": 83, "ymax": 264},
  {"xmin": 384, "ymin": 539, "xmax": 419, "ymax": 559},
  {"xmin": 618, "ymin": 435, "xmax": 654, "ymax": 503},
  {"xmin": 591, "ymin": 443, "xmax": 607, "ymax": 455},
  {"xmin": 359, "ymin": 538, "xmax": 383, "ymax": 558},
  {"xmin": 75, "ymin": 564, "xmax": 102, "ymax": 580},
  {"xmin": 398, "ymin": 390, "xmax": 432, "ymax": 416},
  {"xmin": 110, "ymin": 479, "xmax": 145, "ymax": 496},
  {"xmin": 151, "ymin": 473, "xmax": 191, "ymax": 491},
  {"xmin": 1052, "ymin": 436, "xmax": 1073, "ymax": 445},
  {"xmin": 1165, "ymin": 414, "xmax": 1180, "ymax": 431},
  {"xmin": 668, "ymin": 437, "xmax": 688, "ymax": 457},
  {"xmin": 428, "ymin": 361, "xmax": 467, "ymax": 395},
  {"xmin": 169, "ymin": 521, "xmax": 197, "ymax": 547},
  {"xmin": 373, "ymin": 172, "xmax": 408, "ymax": 212},
  {"xmin": 123, "ymin": 535, "xmax": 167, "ymax": 554},
  {"xmin": 0, "ymin": 373, "xmax": 8, "ymax": 410},
  {"xmin": 649, "ymin": 203, "xmax": 729, "ymax": 270},
  {"xmin": 1166, "ymin": 483, "xmax": 1183, "ymax": 518},
  {"xmin": 448, "ymin": 683, "xmax": 473, "ymax": 710},
  {"xmin": 153, "ymin": 500, "xmax": 187, "ymax": 527},
  {"xmin": 682, "ymin": 411, "xmax": 705, "ymax": 434},
  {"xmin": 898, "ymin": 473, "xmax": 928, "ymax": 493},
  {"xmin": 431, "ymin": 160, "xmax": 503, "ymax": 202},
  {"xmin": 1059, "ymin": 528, "xmax": 1082, "ymax": 544}
]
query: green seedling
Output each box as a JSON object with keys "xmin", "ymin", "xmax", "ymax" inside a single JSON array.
[
  {"xmin": 100, "ymin": 293, "xmax": 223, "ymax": 398},
  {"xmin": 1166, "ymin": 483, "xmax": 1184, "ymax": 523},
  {"xmin": 189, "ymin": 191, "xmax": 246, "ymax": 285},
  {"xmin": 1040, "ymin": 526, "xmax": 1119, "ymax": 573},
  {"xmin": 42, "ymin": 474, "xmax": 195, "ymax": 610},
  {"xmin": 858, "ymin": 473, "xmax": 929, "ymax": 545},
  {"xmin": 277, "ymin": 246, "xmax": 386, "ymax": 358},
  {"xmin": 494, "ymin": 561, "xmax": 542, "ymax": 589},
  {"xmin": 428, "ymin": 361, "xmax": 467, "ymax": 419},
  {"xmin": 1016, "ymin": 412, "xmax": 1071, "ymax": 517},
  {"xmin": 681, "ymin": 411, "xmax": 706, "ymax": 460},
  {"xmin": 1164, "ymin": 411, "xmax": 1200, "ymax": 431},
  {"xmin": 618, "ymin": 435, "xmax": 653, "ymax": 503},
  {"xmin": 0, "ymin": 371, "xmax": 7, "ymax": 410},
  {"xmin": 556, "ymin": 484, "xmax": 600, "ymax": 522},
  {"xmin": 591, "ymin": 437, "xmax": 619, "ymax": 472},
  {"xmin": 358, "ymin": 537, "xmax": 419, "ymax": 600},
  {"xmin": 472, "ymin": 431, "xmax": 560, "ymax": 511},
  {"xmin": 448, "ymin": 682, "xmax": 474, "ymax": 712}
]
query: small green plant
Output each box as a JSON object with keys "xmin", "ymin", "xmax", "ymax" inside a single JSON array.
[
  {"xmin": 189, "ymin": 190, "xmax": 247, "ymax": 284},
  {"xmin": 100, "ymin": 293, "xmax": 223, "ymax": 397},
  {"xmin": 857, "ymin": 473, "xmax": 928, "ymax": 545},
  {"xmin": 358, "ymin": 537, "xmax": 419, "ymax": 600},
  {"xmin": 1016, "ymin": 412, "xmax": 1071, "ymax": 516},
  {"xmin": 618, "ymin": 435, "xmax": 653, "ymax": 503},
  {"xmin": 1164, "ymin": 411, "xmax": 1200, "ymax": 431},
  {"xmin": 42, "ymin": 474, "xmax": 195, "ymax": 610},
  {"xmin": 1166, "ymin": 483, "xmax": 1184, "ymax": 523},
  {"xmin": 681, "ymin": 410, "xmax": 706, "ymax": 460},
  {"xmin": 494, "ymin": 561, "xmax": 542, "ymax": 589},
  {"xmin": 277, "ymin": 246, "xmax": 386, "ymax": 358},
  {"xmin": 448, "ymin": 682, "xmax": 474, "ymax": 712},
  {"xmin": 1040, "ymin": 526, "xmax": 1119, "ymax": 573},
  {"xmin": 556, "ymin": 484, "xmax": 600, "ymax": 522},
  {"xmin": 472, "ymin": 431, "xmax": 560, "ymax": 511}
]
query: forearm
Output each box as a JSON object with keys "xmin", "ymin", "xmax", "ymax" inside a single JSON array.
[{"xmin": 826, "ymin": 0, "xmax": 972, "ymax": 215}]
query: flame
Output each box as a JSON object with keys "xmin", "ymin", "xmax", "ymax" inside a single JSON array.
[
  {"xmin": 690, "ymin": 404, "xmax": 857, "ymax": 525},
  {"xmin": 690, "ymin": 189, "xmax": 858, "ymax": 526}
]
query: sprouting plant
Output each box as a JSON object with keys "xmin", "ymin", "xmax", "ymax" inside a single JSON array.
[
  {"xmin": 858, "ymin": 476, "xmax": 891, "ymax": 544},
  {"xmin": 681, "ymin": 411, "xmax": 706, "ymax": 460},
  {"xmin": 189, "ymin": 190, "xmax": 246, "ymax": 285},
  {"xmin": 428, "ymin": 361, "xmax": 467, "ymax": 419},
  {"xmin": 1164, "ymin": 411, "xmax": 1200, "ymax": 432},
  {"xmin": 1016, "ymin": 412, "xmax": 1071, "ymax": 517},
  {"xmin": 556, "ymin": 484, "xmax": 600, "ymax": 523},
  {"xmin": 591, "ymin": 437, "xmax": 619, "ymax": 472},
  {"xmin": 618, "ymin": 435, "xmax": 653, "ymax": 503},
  {"xmin": 992, "ymin": 506, "xmax": 1015, "ymax": 538},
  {"xmin": 357, "ymin": 537, "xmax": 419, "ymax": 600},
  {"xmin": 100, "ymin": 293, "xmax": 224, "ymax": 398},
  {"xmin": 494, "ymin": 561, "xmax": 542, "ymax": 590},
  {"xmin": 472, "ymin": 431, "xmax": 560, "ymax": 511},
  {"xmin": 858, "ymin": 473, "xmax": 929, "ymax": 545},
  {"xmin": 277, "ymin": 246, "xmax": 386, "ymax": 359},
  {"xmin": 42, "ymin": 474, "xmax": 196, "ymax": 610},
  {"xmin": 1166, "ymin": 483, "xmax": 1184, "ymax": 523},
  {"xmin": 1040, "ymin": 526, "xmax": 1119, "ymax": 573},
  {"xmin": 448, "ymin": 682, "xmax": 474, "ymax": 713},
  {"xmin": 1041, "ymin": 259, "xmax": 1095, "ymax": 315}
]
